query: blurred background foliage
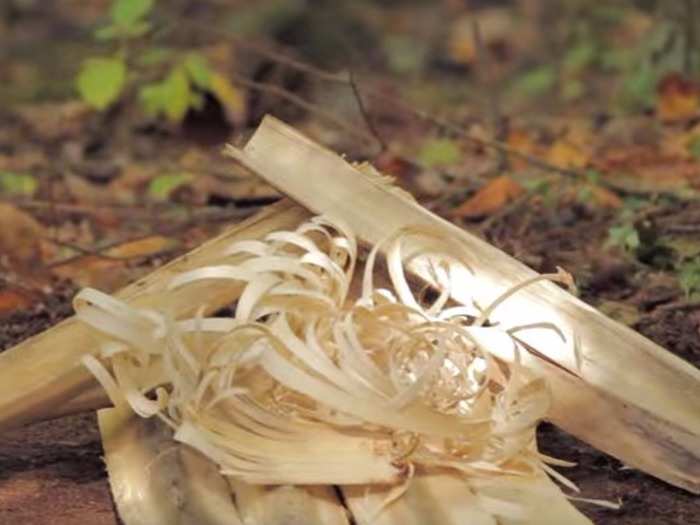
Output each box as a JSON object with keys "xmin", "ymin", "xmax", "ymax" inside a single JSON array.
[
  {"xmin": 2, "ymin": 0, "xmax": 700, "ymax": 116},
  {"xmin": 3, "ymin": 0, "xmax": 700, "ymax": 299}
]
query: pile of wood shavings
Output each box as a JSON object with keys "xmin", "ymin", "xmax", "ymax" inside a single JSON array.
[{"xmin": 74, "ymin": 215, "xmax": 608, "ymax": 519}]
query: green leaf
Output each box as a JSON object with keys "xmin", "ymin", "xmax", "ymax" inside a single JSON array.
[
  {"xmin": 138, "ymin": 82, "xmax": 167, "ymax": 116},
  {"xmin": 515, "ymin": 66, "xmax": 556, "ymax": 97},
  {"xmin": 189, "ymin": 91, "xmax": 205, "ymax": 111},
  {"xmin": 110, "ymin": 0, "xmax": 154, "ymax": 27},
  {"xmin": 139, "ymin": 68, "xmax": 192, "ymax": 122},
  {"xmin": 162, "ymin": 67, "xmax": 191, "ymax": 122},
  {"xmin": 183, "ymin": 53, "xmax": 212, "ymax": 89},
  {"xmin": 417, "ymin": 139, "xmax": 461, "ymax": 168},
  {"xmin": 0, "ymin": 171, "xmax": 37, "ymax": 196},
  {"xmin": 138, "ymin": 66, "xmax": 196, "ymax": 122},
  {"xmin": 76, "ymin": 57, "xmax": 126, "ymax": 110},
  {"xmin": 678, "ymin": 258, "xmax": 700, "ymax": 298},
  {"xmin": 148, "ymin": 173, "xmax": 192, "ymax": 200},
  {"xmin": 607, "ymin": 224, "xmax": 640, "ymax": 252}
]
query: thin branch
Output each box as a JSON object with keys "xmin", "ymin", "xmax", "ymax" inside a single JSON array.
[
  {"xmin": 229, "ymin": 74, "xmax": 480, "ymax": 185},
  {"xmin": 188, "ymin": 21, "xmax": 587, "ymax": 181},
  {"xmin": 472, "ymin": 19, "xmax": 506, "ymax": 170},
  {"xmin": 45, "ymin": 206, "xmax": 261, "ymax": 269},
  {"xmin": 5, "ymin": 198, "xmax": 156, "ymax": 216},
  {"xmin": 230, "ymin": 73, "xmax": 376, "ymax": 146},
  {"xmin": 228, "ymin": 37, "xmax": 349, "ymax": 84},
  {"xmin": 348, "ymin": 70, "xmax": 387, "ymax": 153},
  {"xmin": 45, "ymin": 237, "xmax": 138, "ymax": 263},
  {"xmin": 3, "ymin": 198, "xmax": 257, "ymax": 219}
]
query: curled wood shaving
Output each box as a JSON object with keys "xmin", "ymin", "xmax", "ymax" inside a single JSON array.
[{"xmin": 74, "ymin": 215, "xmax": 604, "ymax": 516}]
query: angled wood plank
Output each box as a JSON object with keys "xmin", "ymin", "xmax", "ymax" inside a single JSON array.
[
  {"xmin": 0, "ymin": 201, "xmax": 310, "ymax": 432},
  {"xmin": 228, "ymin": 115, "xmax": 700, "ymax": 493}
]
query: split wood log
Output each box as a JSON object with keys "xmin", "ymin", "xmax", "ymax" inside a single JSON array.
[
  {"xmin": 227, "ymin": 115, "xmax": 700, "ymax": 494},
  {"xmin": 98, "ymin": 404, "xmax": 244, "ymax": 525},
  {"xmin": 0, "ymin": 201, "xmax": 310, "ymax": 432},
  {"xmin": 100, "ymin": 405, "xmax": 352, "ymax": 525},
  {"xmin": 228, "ymin": 480, "xmax": 350, "ymax": 525}
]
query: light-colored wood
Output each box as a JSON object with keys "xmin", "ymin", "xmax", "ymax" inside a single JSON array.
[
  {"xmin": 229, "ymin": 481, "xmax": 350, "ymax": 525},
  {"xmin": 99, "ymin": 407, "xmax": 351, "ymax": 525},
  {"xmin": 0, "ymin": 201, "xmax": 310, "ymax": 432},
  {"xmin": 98, "ymin": 405, "xmax": 243, "ymax": 525},
  {"xmin": 228, "ymin": 115, "xmax": 700, "ymax": 493},
  {"xmin": 342, "ymin": 470, "xmax": 591, "ymax": 525}
]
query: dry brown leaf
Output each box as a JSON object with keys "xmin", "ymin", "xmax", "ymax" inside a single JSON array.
[
  {"xmin": 546, "ymin": 139, "xmax": 588, "ymax": 169},
  {"xmin": 590, "ymin": 185, "xmax": 623, "ymax": 209},
  {"xmin": 0, "ymin": 204, "xmax": 44, "ymax": 266},
  {"xmin": 105, "ymin": 235, "xmax": 179, "ymax": 259},
  {"xmin": 52, "ymin": 235, "xmax": 178, "ymax": 290},
  {"xmin": 506, "ymin": 129, "xmax": 541, "ymax": 171},
  {"xmin": 452, "ymin": 175, "xmax": 524, "ymax": 218},
  {"xmin": 661, "ymin": 129, "xmax": 694, "ymax": 158},
  {"xmin": 0, "ymin": 288, "xmax": 34, "ymax": 316},
  {"xmin": 52, "ymin": 257, "xmax": 127, "ymax": 290},
  {"xmin": 595, "ymin": 145, "xmax": 700, "ymax": 193},
  {"xmin": 657, "ymin": 73, "xmax": 700, "ymax": 122},
  {"xmin": 661, "ymin": 121, "xmax": 700, "ymax": 158},
  {"xmin": 210, "ymin": 73, "xmax": 247, "ymax": 127}
]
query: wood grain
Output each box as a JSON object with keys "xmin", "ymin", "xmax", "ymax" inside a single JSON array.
[{"xmin": 228, "ymin": 116, "xmax": 700, "ymax": 493}]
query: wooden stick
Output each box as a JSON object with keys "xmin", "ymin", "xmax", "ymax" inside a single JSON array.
[
  {"xmin": 227, "ymin": 116, "xmax": 700, "ymax": 493},
  {"xmin": 98, "ymin": 405, "xmax": 245, "ymax": 525},
  {"xmin": 0, "ymin": 201, "xmax": 310, "ymax": 432}
]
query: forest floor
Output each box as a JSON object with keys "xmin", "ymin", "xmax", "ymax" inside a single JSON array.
[{"xmin": 1, "ymin": 1, "xmax": 700, "ymax": 524}]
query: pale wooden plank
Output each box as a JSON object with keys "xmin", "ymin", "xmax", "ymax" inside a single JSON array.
[
  {"xmin": 0, "ymin": 201, "xmax": 310, "ymax": 431},
  {"xmin": 228, "ymin": 116, "xmax": 700, "ymax": 493}
]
